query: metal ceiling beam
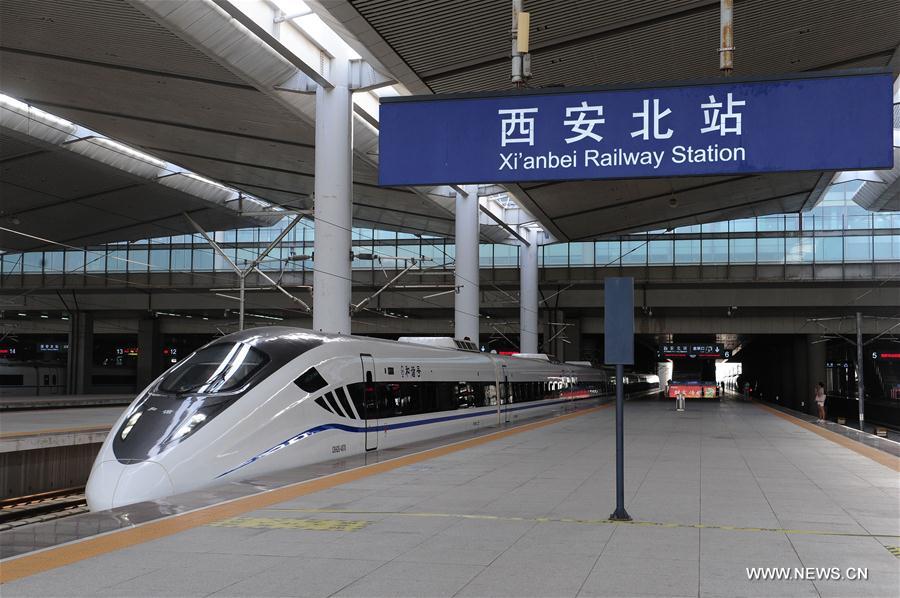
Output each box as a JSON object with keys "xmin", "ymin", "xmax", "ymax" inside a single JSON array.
[
  {"xmin": 505, "ymin": 183, "xmax": 567, "ymax": 242},
  {"xmin": 349, "ymin": 58, "xmax": 396, "ymax": 91},
  {"xmin": 860, "ymin": 172, "xmax": 900, "ymax": 212},
  {"xmin": 478, "ymin": 204, "xmax": 529, "ymax": 246},
  {"xmin": 800, "ymin": 171, "xmax": 836, "ymax": 211},
  {"xmin": 888, "ymin": 42, "xmax": 900, "ymax": 74},
  {"xmin": 210, "ymin": 0, "xmax": 333, "ymax": 89}
]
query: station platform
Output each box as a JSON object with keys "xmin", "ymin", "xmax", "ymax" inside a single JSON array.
[
  {"xmin": 0, "ymin": 407, "xmax": 125, "ymax": 452},
  {"xmin": 0, "ymin": 395, "xmax": 133, "ymax": 411},
  {"xmin": 1, "ymin": 399, "xmax": 898, "ymax": 597}
]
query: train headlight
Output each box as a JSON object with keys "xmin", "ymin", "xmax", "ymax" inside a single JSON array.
[
  {"xmin": 170, "ymin": 412, "xmax": 207, "ymax": 442},
  {"xmin": 120, "ymin": 411, "xmax": 142, "ymax": 440}
]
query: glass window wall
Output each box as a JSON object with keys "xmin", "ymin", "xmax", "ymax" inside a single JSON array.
[
  {"xmin": 2, "ymin": 180, "xmax": 897, "ymax": 280},
  {"xmin": 757, "ymin": 238, "xmax": 785, "ymax": 263}
]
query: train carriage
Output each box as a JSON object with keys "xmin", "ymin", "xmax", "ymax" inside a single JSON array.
[{"xmin": 86, "ymin": 328, "xmax": 608, "ymax": 510}]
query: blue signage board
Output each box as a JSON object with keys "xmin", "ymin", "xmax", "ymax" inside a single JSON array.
[{"xmin": 379, "ymin": 71, "xmax": 893, "ymax": 186}]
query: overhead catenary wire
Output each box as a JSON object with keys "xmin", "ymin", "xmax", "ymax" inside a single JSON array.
[
  {"xmin": 0, "ymin": 102, "xmax": 479, "ymax": 282},
  {"xmin": 1, "ymin": 220, "xmax": 681, "ymax": 326},
  {"xmin": 6, "ymin": 98, "xmax": 804, "ymax": 328},
  {"xmin": 0, "ymin": 101, "xmax": 521, "ymax": 310},
  {"xmin": 1, "ymin": 187, "xmax": 501, "ymax": 320},
  {"xmin": 0, "ymin": 224, "xmax": 491, "ymax": 323}
]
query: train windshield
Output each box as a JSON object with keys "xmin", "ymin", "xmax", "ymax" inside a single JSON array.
[{"xmin": 159, "ymin": 342, "xmax": 269, "ymax": 394}]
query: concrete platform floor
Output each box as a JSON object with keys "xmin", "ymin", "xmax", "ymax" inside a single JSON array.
[
  {"xmin": 0, "ymin": 406, "xmax": 125, "ymax": 435},
  {"xmin": 0, "ymin": 394, "xmax": 133, "ymax": 411},
  {"xmin": 2, "ymin": 399, "xmax": 898, "ymax": 597}
]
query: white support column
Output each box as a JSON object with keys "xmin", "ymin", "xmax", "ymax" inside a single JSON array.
[
  {"xmin": 455, "ymin": 185, "xmax": 480, "ymax": 344},
  {"xmin": 313, "ymin": 58, "xmax": 353, "ymax": 335},
  {"xmin": 519, "ymin": 227, "xmax": 539, "ymax": 354}
]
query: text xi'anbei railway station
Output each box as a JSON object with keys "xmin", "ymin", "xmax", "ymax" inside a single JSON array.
[{"xmin": 0, "ymin": 1, "xmax": 898, "ymax": 597}]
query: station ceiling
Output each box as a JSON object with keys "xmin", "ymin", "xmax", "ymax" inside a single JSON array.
[
  {"xmin": 0, "ymin": 0, "xmax": 505, "ymax": 249},
  {"xmin": 318, "ymin": 0, "xmax": 900, "ymax": 239},
  {"xmin": 0, "ymin": 127, "xmax": 279, "ymax": 252},
  {"xmin": 0, "ymin": 0, "xmax": 897, "ymax": 248}
]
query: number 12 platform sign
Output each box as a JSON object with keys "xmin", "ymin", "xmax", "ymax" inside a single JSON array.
[{"xmin": 378, "ymin": 71, "xmax": 893, "ymax": 186}]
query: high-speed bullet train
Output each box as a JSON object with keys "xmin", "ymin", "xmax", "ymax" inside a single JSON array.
[{"xmin": 86, "ymin": 327, "xmax": 608, "ymax": 510}]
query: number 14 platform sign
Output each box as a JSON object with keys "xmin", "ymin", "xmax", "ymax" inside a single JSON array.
[{"xmin": 378, "ymin": 71, "xmax": 893, "ymax": 186}]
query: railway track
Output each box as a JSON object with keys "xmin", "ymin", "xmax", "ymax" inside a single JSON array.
[{"xmin": 0, "ymin": 487, "xmax": 88, "ymax": 530}]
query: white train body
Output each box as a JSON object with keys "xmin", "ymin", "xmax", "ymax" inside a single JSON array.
[
  {"xmin": 0, "ymin": 361, "xmax": 66, "ymax": 396},
  {"xmin": 86, "ymin": 327, "xmax": 607, "ymax": 511}
]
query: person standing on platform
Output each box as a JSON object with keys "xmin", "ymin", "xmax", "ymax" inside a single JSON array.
[{"xmin": 815, "ymin": 382, "xmax": 827, "ymax": 422}]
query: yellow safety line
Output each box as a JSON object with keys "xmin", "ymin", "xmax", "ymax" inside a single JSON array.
[
  {"xmin": 753, "ymin": 402, "xmax": 900, "ymax": 472},
  {"xmin": 0, "ymin": 426, "xmax": 111, "ymax": 440},
  {"xmin": 258, "ymin": 508, "xmax": 900, "ymax": 540},
  {"xmin": 0, "ymin": 403, "xmax": 609, "ymax": 584}
]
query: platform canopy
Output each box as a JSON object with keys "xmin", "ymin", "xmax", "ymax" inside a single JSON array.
[
  {"xmin": 0, "ymin": 0, "xmax": 897, "ymax": 247},
  {"xmin": 0, "ymin": 0, "xmax": 511, "ymax": 250},
  {"xmin": 313, "ymin": 0, "xmax": 900, "ymax": 240},
  {"xmin": 0, "ymin": 96, "xmax": 285, "ymax": 252}
]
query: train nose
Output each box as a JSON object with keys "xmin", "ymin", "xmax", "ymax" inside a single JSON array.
[
  {"xmin": 113, "ymin": 461, "xmax": 175, "ymax": 508},
  {"xmin": 86, "ymin": 460, "xmax": 175, "ymax": 510},
  {"xmin": 86, "ymin": 460, "xmax": 122, "ymax": 511}
]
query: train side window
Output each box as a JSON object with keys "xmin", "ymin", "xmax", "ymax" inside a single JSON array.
[
  {"xmin": 515, "ymin": 382, "xmax": 525, "ymax": 403},
  {"xmin": 347, "ymin": 382, "xmax": 365, "ymax": 416},
  {"xmin": 294, "ymin": 367, "xmax": 328, "ymax": 393},
  {"xmin": 0, "ymin": 374, "xmax": 24, "ymax": 386},
  {"xmin": 419, "ymin": 382, "xmax": 437, "ymax": 413},
  {"xmin": 457, "ymin": 383, "xmax": 470, "ymax": 408},
  {"xmin": 396, "ymin": 383, "xmax": 423, "ymax": 416},
  {"xmin": 483, "ymin": 383, "xmax": 498, "ymax": 406},
  {"xmin": 435, "ymin": 382, "xmax": 455, "ymax": 412}
]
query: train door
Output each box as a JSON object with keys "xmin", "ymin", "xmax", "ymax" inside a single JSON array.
[
  {"xmin": 501, "ymin": 364, "xmax": 511, "ymax": 423},
  {"xmin": 38, "ymin": 367, "xmax": 60, "ymax": 395},
  {"xmin": 360, "ymin": 355, "xmax": 378, "ymax": 451}
]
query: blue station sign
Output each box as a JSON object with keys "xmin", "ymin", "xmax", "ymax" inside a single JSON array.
[{"xmin": 379, "ymin": 71, "xmax": 894, "ymax": 186}]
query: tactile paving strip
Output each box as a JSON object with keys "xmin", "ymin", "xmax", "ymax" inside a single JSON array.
[
  {"xmin": 208, "ymin": 516, "xmax": 369, "ymax": 532},
  {"xmin": 263, "ymin": 508, "xmax": 900, "ymax": 540}
]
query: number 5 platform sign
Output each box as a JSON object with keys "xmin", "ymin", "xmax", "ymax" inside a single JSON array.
[{"xmin": 378, "ymin": 71, "xmax": 893, "ymax": 186}]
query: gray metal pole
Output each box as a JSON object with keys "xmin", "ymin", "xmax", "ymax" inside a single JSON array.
[
  {"xmin": 719, "ymin": 0, "xmax": 734, "ymax": 74},
  {"xmin": 857, "ymin": 311, "xmax": 865, "ymax": 429},
  {"xmin": 610, "ymin": 363, "xmax": 631, "ymax": 521},
  {"xmin": 511, "ymin": 0, "xmax": 523, "ymax": 84}
]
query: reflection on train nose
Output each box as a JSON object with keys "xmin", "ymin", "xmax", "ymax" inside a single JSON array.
[{"xmin": 111, "ymin": 461, "xmax": 175, "ymax": 509}]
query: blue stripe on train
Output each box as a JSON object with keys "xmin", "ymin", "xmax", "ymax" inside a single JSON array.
[{"xmin": 216, "ymin": 395, "xmax": 597, "ymax": 478}]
